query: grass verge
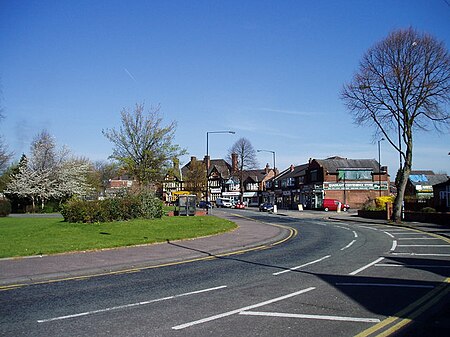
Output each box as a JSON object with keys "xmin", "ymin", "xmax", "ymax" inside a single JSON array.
[{"xmin": 0, "ymin": 216, "xmax": 237, "ymax": 258}]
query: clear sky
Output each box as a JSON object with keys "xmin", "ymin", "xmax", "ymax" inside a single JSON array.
[{"xmin": 1, "ymin": 0, "xmax": 449, "ymax": 176}]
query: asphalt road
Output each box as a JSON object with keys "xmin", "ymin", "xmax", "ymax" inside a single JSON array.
[{"xmin": 1, "ymin": 209, "xmax": 449, "ymax": 337}]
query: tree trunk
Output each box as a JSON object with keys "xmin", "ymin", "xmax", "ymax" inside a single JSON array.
[{"xmin": 392, "ymin": 136, "xmax": 413, "ymax": 223}]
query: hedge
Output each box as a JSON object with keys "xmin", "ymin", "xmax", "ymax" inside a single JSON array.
[{"xmin": 61, "ymin": 192, "xmax": 163, "ymax": 223}]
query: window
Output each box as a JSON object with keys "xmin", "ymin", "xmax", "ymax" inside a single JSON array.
[
  {"xmin": 338, "ymin": 170, "xmax": 372, "ymax": 181},
  {"xmin": 310, "ymin": 170, "xmax": 318, "ymax": 182},
  {"xmin": 287, "ymin": 178, "xmax": 295, "ymax": 187}
]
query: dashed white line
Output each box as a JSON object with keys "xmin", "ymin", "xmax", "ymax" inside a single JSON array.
[
  {"xmin": 239, "ymin": 311, "xmax": 380, "ymax": 323},
  {"xmin": 273, "ymin": 256, "xmax": 331, "ymax": 276},
  {"xmin": 349, "ymin": 257, "xmax": 384, "ymax": 275},
  {"xmin": 336, "ymin": 282, "xmax": 434, "ymax": 289},
  {"xmin": 172, "ymin": 287, "xmax": 316, "ymax": 330},
  {"xmin": 38, "ymin": 285, "xmax": 227, "ymax": 323},
  {"xmin": 353, "ymin": 231, "xmax": 358, "ymax": 238},
  {"xmin": 397, "ymin": 245, "xmax": 450, "ymax": 247},
  {"xmin": 391, "ymin": 240, "xmax": 398, "ymax": 251},
  {"xmin": 376, "ymin": 263, "xmax": 450, "ymax": 268},
  {"xmin": 341, "ymin": 240, "xmax": 356, "ymax": 251}
]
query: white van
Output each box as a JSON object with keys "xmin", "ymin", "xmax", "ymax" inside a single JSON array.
[{"xmin": 215, "ymin": 197, "xmax": 233, "ymax": 208}]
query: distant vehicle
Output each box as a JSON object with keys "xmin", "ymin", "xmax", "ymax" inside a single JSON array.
[
  {"xmin": 215, "ymin": 197, "xmax": 234, "ymax": 208},
  {"xmin": 198, "ymin": 200, "xmax": 213, "ymax": 209},
  {"xmin": 259, "ymin": 202, "xmax": 274, "ymax": 212},
  {"xmin": 234, "ymin": 201, "xmax": 246, "ymax": 209},
  {"xmin": 322, "ymin": 199, "xmax": 350, "ymax": 212}
]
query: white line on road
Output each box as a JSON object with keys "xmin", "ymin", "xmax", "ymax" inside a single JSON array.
[
  {"xmin": 353, "ymin": 231, "xmax": 358, "ymax": 238},
  {"xmin": 341, "ymin": 240, "xmax": 356, "ymax": 251},
  {"xmin": 397, "ymin": 245, "xmax": 450, "ymax": 247},
  {"xmin": 376, "ymin": 263, "xmax": 450, "ymax": 268},
  {"xmin": 382, "ymin": 231, "xmax": 395, "ymax": 238},
  {"xmin": 38, "ymin": 285, "xmax": 227, "ymax": 323},
  {"xmin": 391, "ymin": 253, "xmax": 450, "ymax": 256},
  {"xmin": 349, "ymin": 257, "xmax": 384, "ymax": 275},
  {"xmin": 273, "ymin": 256, "xmax": 331, "ymax": 276},
  {"xmin": 239, "ymin": 311, "xmax": 381, "ymax": 323},
  {"xmin": 391, "ymin": 240, "xmax": 398, "ymax": 251},
  {"xmin": 335, "ymin": 283, "xmax": 434, "ymax": 289},
  {"xmin": 397, "ymin": 238, "xmax": 441, "ymax": 240},
  {"xmin": 172, "ymin": 287, "xmax": 316, "ymax": 330}
]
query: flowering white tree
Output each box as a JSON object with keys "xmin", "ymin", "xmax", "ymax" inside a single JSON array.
[{"xmin": 6, "ymin": 131, "xmax": 92, "ymax": 210}]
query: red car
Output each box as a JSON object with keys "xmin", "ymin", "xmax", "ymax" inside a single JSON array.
[
  {"xmin": 234, "ymin": 201, "xmax": 246, "ymax": 209},
  {"xmin": 323, "ymin": 199, "xmax": 350, "ymax": 211}
]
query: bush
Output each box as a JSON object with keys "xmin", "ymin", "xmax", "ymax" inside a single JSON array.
[
  {"xmin": 375, "ymin": 196, "xmax": 395, "ymax": 210},
  {"xmin": 0, "ymin": 199, "xmax": 11, "ymax": 217},
  {"xmin": 420, "ymin": 207, "xmax": 436, "ymax": 213},
  {"xmin": 61, "ymin": 191, "xmax": 163, "ymax": 223}
]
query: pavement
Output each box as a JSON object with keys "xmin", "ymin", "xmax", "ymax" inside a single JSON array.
[{"xmin": 1, "ymin": 209, "xmax": 448, "ymax": 289}]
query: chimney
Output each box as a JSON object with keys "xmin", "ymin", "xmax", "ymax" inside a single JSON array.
[
  {"xmin": 265, "ymin": 163, "xmax": 270, "ymax": 174},
  {"xmin": 231, "ymin": 153, "xmax": 238, "ymax": 172},
  {"xmin": 290, "ymin": 164, "xmax": 294, "ymax": 172},
  {"xmin": 203, "ymin": 155, "xmax": 210, "ymax": 169},
  {"xmin": 191, "ymin": 156, "xmax": 197, "ymax": 163}
]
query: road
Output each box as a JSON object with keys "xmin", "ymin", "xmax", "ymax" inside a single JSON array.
[{"xmin": 1, "ymin": 209, "xmax": 449, "ymax": 336}]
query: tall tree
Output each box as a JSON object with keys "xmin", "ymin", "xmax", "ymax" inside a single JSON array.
[
  {"xmin": 228, "ymin": 137, "xmax": 258, "ymax": 201},
  {"xmin": 103, "ymin": 103, "xmax": 186, "ymax": 186},
  {"xmin": 183, "ymin": 158, "xmax": 206, "ymax": 198},
  {"xmin": 342, "ymin": 28, "xmax": 450, "ymax": 222}
]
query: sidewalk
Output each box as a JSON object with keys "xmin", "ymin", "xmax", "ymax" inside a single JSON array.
[{"xmin": 0, "ymin": 210, "xmax": 290, "ymax": 287}]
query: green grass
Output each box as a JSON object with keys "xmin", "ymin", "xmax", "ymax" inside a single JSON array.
[{"xmin": 0, "ymin": 216, "xmax": 237, "ymax": 258}]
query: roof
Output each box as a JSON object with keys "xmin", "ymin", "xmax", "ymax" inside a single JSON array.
[
  {"xmin": 408, "ymin": 172, "xmax": 448, "ymax": 187},
  {"xmin": 181, "ymin": 158, "xmax": 232, "ymax": 179},
  {"xmin": 313, "ymin": 156, "xmax": 381, "ymax": 173},
  {"xmin": 241, "ymin": 169, "xmax": 270, "ymax": 183}
]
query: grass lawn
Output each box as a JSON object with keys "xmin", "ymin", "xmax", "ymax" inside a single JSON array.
[{"xmin": 0, "ymin": 216, "xmax": 237, "ymax": 258}]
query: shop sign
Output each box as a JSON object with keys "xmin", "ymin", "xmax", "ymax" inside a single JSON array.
[{"xmin": 325, "ymin": 182, "xmax": 387, "ymax": 190}]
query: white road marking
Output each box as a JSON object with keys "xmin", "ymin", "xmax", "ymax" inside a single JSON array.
[
  {"xmin": 38, "ymin": 285, "xmax": 227, "ymax": 323},
  {"xmin": 391, "ymin": 253, "xmax": 450, "ymax": 256},
  {"xmin": 390, "ymin": 233, "xmax": 423, "ymax": 235},
  {"xmin": 353, "ymin": 231, "xmax": 358, "ymax": 238},
  {"xmin": 382, "ymin": 231, "xmax": 395, "ymax": 238},
  {"xmin": 341, "ymin": 240, "xmax": 356, "ymax": 251},
  {"xmin": 335, "ymin": 225, "xmax": 350, "ymax": 230},
  {"xmin": 349, "ymin": 257, "xmax": 384, "ymax": 275},
  {"xmin": 397, "ymin": 237, "xmax": 441, "ymax": 240},
  {"xmin": 376, "ymin": 263, "xmax": 450, "ymax": 268},
  {"xmin": 397, "ymin": 245, "xmax": 450, "ymax": 247},
  {"xmin": 240, "ymin": 311, "xmax": 381, "ymax": 323},
  {"xmin": 172, "ymin": 287, "xmax": 316, "ymax": 330},
  {"xmin": 391, "ymin": 240, "xmax": 398, "ymax": 251},
  {"xmin": 273, "ymin": 256, "xmax": 331, "ymax": 276},
  {"xmin": 335, "ymin": 282, "xmax": 434, "ymax": 289},
  {"xmin": 358, "ymin": 226, "xmax": 379, "ymax": 231}
]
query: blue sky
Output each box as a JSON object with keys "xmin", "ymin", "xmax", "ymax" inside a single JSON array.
[{"xmin": 1, "ymin": 0, "xmax": 449, "ymax": 176}]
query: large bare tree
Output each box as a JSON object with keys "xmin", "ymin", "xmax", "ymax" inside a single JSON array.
[
  {"xmin": 228, "ymin": 137, "xmax": 258, "ymax": 201},
  {"xmin": 342, "ymin": 27, "xmax": 450, "ymax": 222},
  {"xmin": 103, "ymin": 103, "xmax": 186, "ymax": 186}
]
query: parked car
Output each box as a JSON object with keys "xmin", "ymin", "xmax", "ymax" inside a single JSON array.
[
  {"xmin": 198, "ymin": 200, "xmax": 212, "ymax": 209},
  {"xmin": 322, "ymin": 199, "xmax": 350, "ymax": 212},
  {"xmin": 234, "ymin": 201, "xmax": 246, "ymax": 209},
  {"xmin": 215, "ymin": 197, "xmax": 234, "ymax": 208},
  {"xmin": 259, "ymin": 202, "xmax": 274, "ymax": 212}
]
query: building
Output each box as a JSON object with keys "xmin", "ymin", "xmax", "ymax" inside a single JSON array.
[
  {"xmin": 239, "ymin": 164, "xmax": 276, "ymax": 206},
  {"xmin": 433, "ymin": 178, "xmax": 450, "ymax": 212},
  {"xmin": 266, "ymin": 156, "xmax": 389, "ymax": 210},
  {"xmin": 405, "ymin": 171, "xmax": 448, "ymax": 211}
]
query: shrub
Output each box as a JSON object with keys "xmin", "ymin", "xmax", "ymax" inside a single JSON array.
[
  {"xmin": 0, "ymin": 199, "xmax": 11, "ymax": 217},
  {"xmin": 375, "ymin": 196, "xmax": 395, "ymax": 210},
  {"xmin": 61, "ymin": 191, "xmax": 163, "ymax": 223},
  {"xmin": 420, "ymin": 207, "xmax": 436, "ymax": 213}
]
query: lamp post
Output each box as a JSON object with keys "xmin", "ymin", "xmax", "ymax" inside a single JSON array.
[
  {"xmin": 257, "ymin": 149, "xmax": 276, "ymax": 207},
  {"xmin": 206, "ymin": 131, "xmax": 235, "ymax": 214},
  {"xmin": 378, "ymin": 138, "xmax": 385, "ymax": 197}
]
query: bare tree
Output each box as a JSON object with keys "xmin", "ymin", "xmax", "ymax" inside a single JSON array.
[
  {"xmin": 342, "ymin": 27, "xmax": 450, "ymax": 222},
  {"xmin": 228, "ymin": 137, "xmax": 259, "ymax": 201},
  {"xmin": 103, "ymin": 103, "xmax": 186, "ymax": 186}
]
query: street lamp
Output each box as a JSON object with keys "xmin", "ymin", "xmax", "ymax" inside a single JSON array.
[
  {"xmin": 378, "ymin": 138, "xmax": 385, "ymax": 197},
  {"xmin": 257, "ymin": 149, "xmax": 276, "ymax": 206},
  {"xmin": 206, "ymin": 131, "xmax": 235, "ymax": 214}
]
